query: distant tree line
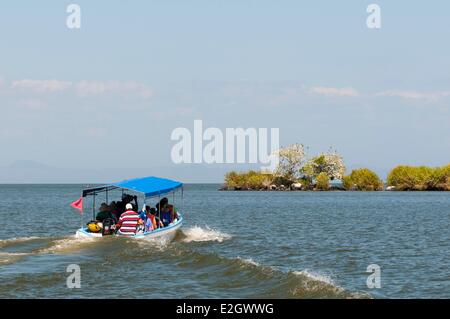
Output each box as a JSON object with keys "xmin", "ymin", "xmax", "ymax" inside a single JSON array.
[{"xmin": 222, "ymin": 144, "xmax": 450, "ymax": 191}]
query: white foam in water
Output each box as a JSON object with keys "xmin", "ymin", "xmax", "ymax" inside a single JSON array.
[
  {"xmin": 0, "ymin": 237, "xmax": 46, "ymax": 264},
  {"xmin": 294, "ymin": 269, "xmax": 371, "ymax": 298},
  {"xmin": 236, "ymin": 257, "xmax": 260, "ymax": 267},
  {"xmin": 0, "ymin": 236, "xmax": 42, "ymax": 248},
  {"xmin": 293, "ymin": 269, "xmax": 351, "ymax": 295},
  {"xmin": 293, "ymin": 269, "xmax": 336, "ymax": 286},
  {"xmin": 182, "ymin": 226, "xmax": 232, "ymax": 243},
  {"xmin": 0, "ymin": 235, "xmax": 96, "ymax": 257},
  {"xmin": 0, "ymin": 251, "xmax": 31, "ymax": 265},
  {"xmin": 38, "ymin": 235, "xmax": 97, "ymax": 254},
  {"xmin": 135, "ymin": 237, "xmax": 172, "ymax": 251}
]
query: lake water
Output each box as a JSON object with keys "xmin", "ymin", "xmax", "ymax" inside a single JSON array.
[{"xmin": 0, "ymin": 184, "xmax": 449, "ymax": 298}]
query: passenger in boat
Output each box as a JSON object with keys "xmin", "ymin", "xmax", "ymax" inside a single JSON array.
[
  {"xmin": 157, "ymin": 197, "xmax": 178, "ymax": 227},
  {"xmin": 139, "ymin": 204, "xmax": 147, "ymax": 220},
  {"xmin": 139, "ymin": 205, "xmax": 162, "ymax": 231},
  {"xmin": 155, "ymin": 199, "xmax": 167, "ymax": 226},
  {"xmin": 96, "ymin": 203, "xmax": 114, "ymax": 222},
  {"xmin": 151, "ymin": 207, "xmax": 164, "ymax": 229},
  {"xmin": 109, "ymin": 201, "xmax": 121, "ymax": 222},
  {"xmin": 144, "ymin": 206, "xmax": 163, "ymax": 232},
  {"xmin": 115, "ymin": 203, "xmax": 142, "ymax": 236},
  {"xmin": 162, "ymin": 206, "xmax": 172, "ymax": 227},
  {"xmin": 136, "ymin": 218, "xmax": 145, "ymax": 234},
  {"xmin": 117, "ymin": 194, "xmax": 138, "ymax": 214},
  {"xmin": 157, "ymin": 197, "xmax": 174, "ymax": 227}
]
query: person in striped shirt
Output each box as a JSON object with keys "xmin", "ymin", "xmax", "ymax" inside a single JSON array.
[{"xmin": 116, "ymin": 203, "xmax": 142, "ymax": 236}]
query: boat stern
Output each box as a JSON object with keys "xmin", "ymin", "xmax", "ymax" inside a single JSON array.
[{"xmin": 75, "ymin": 227, "xmax": 103, "ymax": 238}]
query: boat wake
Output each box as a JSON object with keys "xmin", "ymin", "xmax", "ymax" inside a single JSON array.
[
  {"xmin": 0, "ymin": 251, "xmax": 31, "ymax": 265},
  {"xmin": 236, "ymin": 257, "xmax": 260, "ymax": 267},
  {"xmin": 37, "ymin": 236, "xmax": 97, "ymax": 254},
  {"xmin": 152, "ymin": 246, "xmax": 370, "ymax": 298},
  {"xmin": 0, "ymin": 236, "xmax": 48, "ymax": 265},
  {"xmin": 0, "ymin": 233, "xmax": 369, "ymax": 298},
  {"xmin": 232, "ymin": 258, "xmax": 370, "ymax": 298},
  {"xmin": 0, "ymin": 235, "xmax": 98, "ymax": 265},
  {"xmin": 180, "ymin": 226, "xmax": 232, "ymax": 243},
  {"xmin": 289, "ymin": 270, "xmax": 349, "ymax": 298},
  {"xmin": 0, "ymin": 236, "xmax": 42, "ymax": 248}
]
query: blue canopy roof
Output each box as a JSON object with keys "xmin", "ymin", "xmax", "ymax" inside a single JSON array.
[{"xmin": 82, "ymin": 176, "xmax": 183, "ymax": 198}]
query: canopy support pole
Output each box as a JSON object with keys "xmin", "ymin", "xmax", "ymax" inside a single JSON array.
[
  {"xmin": 143, "ymin": 196, "xmax": 147, "ymax": 217},
  {"xmin": 92, "ymin": 193, "xmax": 96, "ymax": 220},
  {"xmin": 80, "ymin": 195, "xmax": 83, "ymax": 228},
  {"xmin": 158, "ymin": 193, "xmax": 161, "ymax": 228}
]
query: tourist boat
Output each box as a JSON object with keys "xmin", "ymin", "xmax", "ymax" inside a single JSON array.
[{"xmin": 74, "ymin": 176, "xmax": 184, "ymax": 241}]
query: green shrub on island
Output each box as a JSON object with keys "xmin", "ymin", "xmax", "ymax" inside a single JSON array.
[
  {"xmin": 341, "ymin": 175, "xmax": 353, "ymax": 190},
  {"xmin": 246, "ymin": 171, "xmax": 273, "ymax": 189},
  {"xmin": 427, "ymin": 164, "xmax": 450, "ymax": 190},
  {"xmin": 342, "ymin": 168, "xmax": 383, "ymax": 191},
  {"xmin": 387, "ymin": 164, "xmax": 450, "ymax": 191},
  {"xmin": 315, "ymin": 172, "xmax": 330, "ymax": 190},
  {"xmin": 387, "ymin": 166, "xmax": 432, "ymax": 190},
  {"xmin": 224, "ymin": 171, "xmax": 244, "ymax": 189},
  {"xmin": 271, "ymin": 175, "xmax": 295, "ymax": 188},
  {"xmin": 298, "ymin": 177, "xmax": 313, "ymax": 190},
  {"xmin": 224, "ymin": 170, "xmax": 273, "ymax": 190}
]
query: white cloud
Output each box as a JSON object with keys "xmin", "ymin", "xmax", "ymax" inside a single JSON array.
[
  {"xmin": 310, "ymin": 86, "xmax": 360, "ymax": 97},
  {"xmin": 11, "ymin": 79, "xmax": 72, "ymax": 93},
  {"xmin": 374, "ymin": 90, "xmax": 450, "ymax": 102},
  {"xmin": 75, "ymin": 81, "xmax": 152, "ymax": 99},
  {"xmin": 9, "ymin": 78, "xmax": 153, "ymax": 100},
  {"xmin": 375, "ymin": 90, "xmax": 433, "ymax": 100}
]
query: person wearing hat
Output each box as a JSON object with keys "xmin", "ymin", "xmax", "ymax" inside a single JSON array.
[
  {"xmin": 116, "ymin": 203, "xmax": 142, "ymax": 236},
  {"xmin": 116, "ymin": 194, "xmax": 137, "ymax": 215}
]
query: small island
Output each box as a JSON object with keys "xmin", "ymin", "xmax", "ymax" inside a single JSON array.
[{"xmin": 221, "ymin": 144, "xmax": 450, "ymax": 191}]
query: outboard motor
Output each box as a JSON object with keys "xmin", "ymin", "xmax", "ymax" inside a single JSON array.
[{"xmin": 102, "ymin": 217, "xmax": 116, "ymax": 236}]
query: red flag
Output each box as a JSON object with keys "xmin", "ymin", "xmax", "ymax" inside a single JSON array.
[{"xmin": 70, "ymin": 197, "xmax": 83, "ymax": 214}]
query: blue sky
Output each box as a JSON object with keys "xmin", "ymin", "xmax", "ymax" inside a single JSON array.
[{"xmin": 0, "ymin": 1, "xmax": 449, "ymax": 182}]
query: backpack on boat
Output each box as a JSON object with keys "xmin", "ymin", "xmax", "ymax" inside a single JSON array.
[
  {"xmin": 87, "ymin": 221, "xmax": 102, "ymax": 233},
  {"xmin": 102, "ymin": 217, "xmax": 116, "ymax": 236}
]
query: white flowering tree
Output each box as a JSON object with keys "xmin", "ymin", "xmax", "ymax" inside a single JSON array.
[
  {"xmin": 274, "ymin": 144, "xmax": 306, "ymax": 181},
  {"xmin": 302, "ymin": 150, "xmax": 345, "ymax": 180}
]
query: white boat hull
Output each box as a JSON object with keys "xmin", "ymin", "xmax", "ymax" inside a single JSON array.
[{"xmin": 75, "ymin": 215, "xmax": 183, "ymax": 242}]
